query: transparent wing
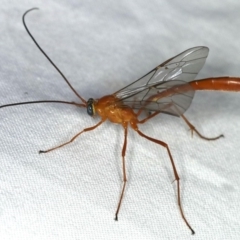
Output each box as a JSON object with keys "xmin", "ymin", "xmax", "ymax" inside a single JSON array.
[
  {"xmin": 114, "ymin": 46, "xmax": 209, "ymax": 116},
  {"xmin": 122, "ymin": 80, "xmax": 194, "ymax": 116}
]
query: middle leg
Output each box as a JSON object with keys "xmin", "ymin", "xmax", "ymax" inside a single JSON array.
[{"xmin": 115, "ymin": 125, "xmax": 128, "ymax": 221}]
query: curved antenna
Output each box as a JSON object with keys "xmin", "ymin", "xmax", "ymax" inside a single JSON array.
[
  {"xmin": 0, "ymin": 100, "xmax": 85, "ymax": 109},
  {"xmin": 22, "ymin": 8, "xmax": 87, "ymax": 104}
]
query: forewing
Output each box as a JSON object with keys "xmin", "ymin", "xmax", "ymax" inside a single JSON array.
[
  {"xmin": 114, "ymin": 46, "xmax": 208, "ymax": 116},
  {"xmin": 114, "ymin": 46, "xmax": 208, "ymax": 101}
]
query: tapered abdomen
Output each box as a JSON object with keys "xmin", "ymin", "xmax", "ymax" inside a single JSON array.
[{"xmin": 190, "ymin": 77, "xmax": 240, "ymax": 91}]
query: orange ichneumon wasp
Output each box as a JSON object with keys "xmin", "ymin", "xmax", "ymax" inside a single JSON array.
[{"xmin": 1, "ymin": 8, "xmax": 240, "ymax": 234}]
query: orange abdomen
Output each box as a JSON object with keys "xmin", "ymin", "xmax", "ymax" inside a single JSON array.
[{"xmin": 190, "ymin": 77, "xmax": 240, "ymax": 91}]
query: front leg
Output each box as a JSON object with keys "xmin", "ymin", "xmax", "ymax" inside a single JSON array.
[{"xmin": 39, "ymin": 120, "xmax": 104, "ymax": 153}]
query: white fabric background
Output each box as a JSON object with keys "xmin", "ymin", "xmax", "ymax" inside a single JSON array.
[{"xmin": 0, "ymin": 1, "xmax": 240, "ymax": 239}]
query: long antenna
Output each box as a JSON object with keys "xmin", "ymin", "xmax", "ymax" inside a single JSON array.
[
  {"xmin": 22, "ymin": 8, "xmax": 87, "ymax": 104},
  {"xmin": 0, "ymin": 100, "xmax": 85, "ymax": 109}
]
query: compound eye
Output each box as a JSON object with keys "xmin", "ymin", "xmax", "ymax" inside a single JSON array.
[
  {"xmin": 87, "ymin": 104, "xmax": 94, "ymax": 116},
  {"xmin": 87, "ymin": 98, "xmax": 94, "ymax": 116}
]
